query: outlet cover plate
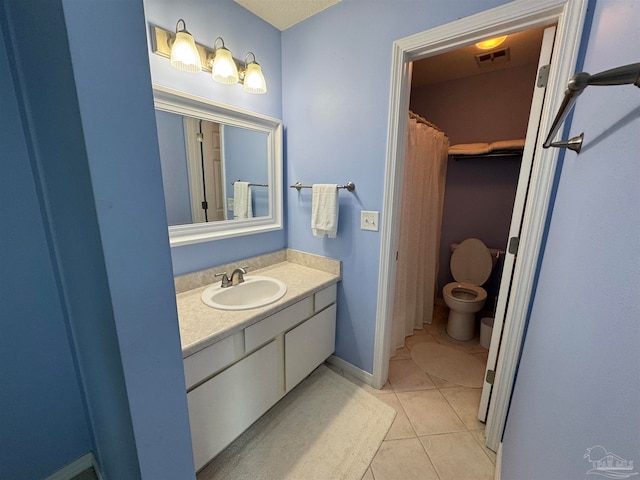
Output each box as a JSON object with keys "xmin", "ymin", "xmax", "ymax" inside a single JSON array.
[{"xmin": 361, "ymin": 211, "xmax": 379, "ymax": 231}]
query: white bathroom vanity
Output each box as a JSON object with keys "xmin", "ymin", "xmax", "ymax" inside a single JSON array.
[{"xmin": 174, "ymin": 250, "xmax": 340, "ymax": 471}]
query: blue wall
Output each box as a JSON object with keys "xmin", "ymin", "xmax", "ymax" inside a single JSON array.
[
  {"xmin": 502, "ymin": 0, "xmax": 640, "ymax": 477},
  {"xmin": 282, "ymin": 0, "xmax": 508, "ymax": 372},
  {"xmin": 224, "ymin": 126, "xmax": 270, "ymax": 218},
  {"xmin": 0, "ymin": 10, "xmax": 93, "ymax": 478},
  {"xmin": 61, "ymin": 0, "xmax": 195, "ymax": 477},
  {"xmin": 143, "ymin": 0, "xmax": 285, "ymax": 274}
]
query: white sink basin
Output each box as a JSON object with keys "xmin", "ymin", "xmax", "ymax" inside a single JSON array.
[{"xmin": 201, "ymin": 276, "xmax": 287, "ymax": 311}]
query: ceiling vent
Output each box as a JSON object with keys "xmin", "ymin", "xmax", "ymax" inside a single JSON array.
[{"xmin": 475, "ymin": 47, "xmax": 511, "ymax": 67}]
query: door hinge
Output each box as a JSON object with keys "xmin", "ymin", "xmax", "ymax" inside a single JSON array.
[
  {"xmin": 201, "ymin": 201, "xmax": 208, "ymax": 210},
  {"xmin": 396, "ymin": 251, "xmax": 399, "ymax": 261},
  {"xmin": 537, "ymin": 64, "xmax": 550, "ymax": 87},
  {"xmin": 486, "ymin": 369, "xmax": 496, "ymax": 385},
  {"xmin": 508, "ymin": 237, "xmax": 519, "ymax": 256}
]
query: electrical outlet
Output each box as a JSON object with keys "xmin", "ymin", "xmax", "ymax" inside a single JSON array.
[{"xmin": 361, "ymin": 211, "xmax": 379, "ymax": 231}]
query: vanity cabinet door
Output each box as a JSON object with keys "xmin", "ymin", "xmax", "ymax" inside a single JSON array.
[
  {"xmin": 187, "ymin": 340, "xmax": 280, "ymax": 471},
  {"xmin": 285, "ymin": 303, "xmax": 336, "ymax": 392}
]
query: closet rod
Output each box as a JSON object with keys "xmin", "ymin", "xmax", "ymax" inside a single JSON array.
[{"xmin": 290, "ymin": 182, "xmax": 355, "ymax": 192}]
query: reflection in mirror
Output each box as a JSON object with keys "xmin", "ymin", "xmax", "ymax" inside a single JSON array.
[
  {"xmin": 153, "ymin": 85, "xmax": 282, "ymax": 246},
  {"xmin": 155, "ymin": 111, "xmax": 269, "ymax": 225}
]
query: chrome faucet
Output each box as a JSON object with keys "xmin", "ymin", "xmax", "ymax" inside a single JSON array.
[
  {"xmin": 215, "ymin": 265, "xmax": 249, "ymax": 288},
  {"xmin": 230, "ymin": 266, "xmax": 249, "ymax": 286}
]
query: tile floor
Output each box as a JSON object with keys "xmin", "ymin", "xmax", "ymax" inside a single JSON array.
[{"xmin": 329, "ymin": 305, "xmax": 496, "ymax": 480}]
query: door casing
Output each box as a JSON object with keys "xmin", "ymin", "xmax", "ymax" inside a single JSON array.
[{"xmin": 373, "ymin": 0, "xmax": 588, "ymax": 452}]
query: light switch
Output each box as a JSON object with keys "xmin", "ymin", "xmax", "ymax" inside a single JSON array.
[{"xmin": 361, "ymin": 211, "xmax": 379, "ymax": 231}]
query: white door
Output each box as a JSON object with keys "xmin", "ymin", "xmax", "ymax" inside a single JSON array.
[
  {"xmin": 477, "ymin": 25, "xmax": 557, "ymax": 423},
  {"xmin": 184, "ymin": 118, "xmax": 226, "ymax": 223}
]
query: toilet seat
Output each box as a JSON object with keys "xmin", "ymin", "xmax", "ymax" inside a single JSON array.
[
  {"xmin": 450, "ymin": 238, "xmax": 492, "ymax": 286},
  {"xmin": 443, "ymin": 282, "xmax": 487, "ymax": 304}
]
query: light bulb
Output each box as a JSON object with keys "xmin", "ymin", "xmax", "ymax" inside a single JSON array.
[
  {"xmin": 170, "ymin": 20, "xmax": 201, "ymax": 72},
  {"xmin": 212, "ymin": 47, "xmax": 239, "ymax": 84},
  {"xmin": 243, "ymin": 62, "xmax": 267, "ymax": 94},
  {"xmin": 475, "ymin": 35, "xmax": 508, "ymax": 50}
]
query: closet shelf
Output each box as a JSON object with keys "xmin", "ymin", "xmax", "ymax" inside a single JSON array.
[{"xmin": 448, "ymin": 139, "xmax": 525, "ymax": 158}]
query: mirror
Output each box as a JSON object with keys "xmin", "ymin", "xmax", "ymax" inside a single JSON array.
[{"xmin": 153, "ymin": 85, "xmax": 283, "ymax": 246}]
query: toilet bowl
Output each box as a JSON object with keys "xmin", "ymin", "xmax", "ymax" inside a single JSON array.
[{"xmin": 443, "ymin": 238, "xmax": 493, "ymax": 341}]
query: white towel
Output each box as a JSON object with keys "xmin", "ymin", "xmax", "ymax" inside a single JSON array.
[
  {"xmin": 233, "ymin": 182, "xmax": 253, "ymax": 219},
  {"xmin": 311, "ymin": 184, "xmax": 339, "ymax": 238}
]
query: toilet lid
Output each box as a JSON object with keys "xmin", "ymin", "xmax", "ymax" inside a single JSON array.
[{"xmin": 450, "ymin": 238, "xmax": 492, "ymax": 285}]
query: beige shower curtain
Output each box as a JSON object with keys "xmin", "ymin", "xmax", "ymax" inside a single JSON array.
[{"xmin": 390, "ymin": 115, "xmax": 449, "ymax": 355}]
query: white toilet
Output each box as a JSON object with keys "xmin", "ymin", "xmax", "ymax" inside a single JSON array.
[{"xmin": 443, "ymin": 238, "xmax": 493, "ymax": 341}]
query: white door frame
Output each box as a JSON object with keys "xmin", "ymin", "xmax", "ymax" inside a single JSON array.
[{"xmin": 372, "ymin": 0, "xmax": 588, "ymax": 452}]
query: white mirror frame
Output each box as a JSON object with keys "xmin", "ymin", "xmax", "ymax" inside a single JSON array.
[{"xmin": 153, "ymin": 84, "xmax": 283, "ymax": 247}]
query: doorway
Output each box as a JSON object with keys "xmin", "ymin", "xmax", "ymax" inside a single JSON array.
[
  {"xmin": 390, "ymin": 21, "xmax": 548, "ymax": 434},
  {"xmin": 372, "ymin": 0, "xmax": 588, "ymax": 453},
  {"xmin": 184, "ymin": 118, "xmax": 227, "ymax": 223}
]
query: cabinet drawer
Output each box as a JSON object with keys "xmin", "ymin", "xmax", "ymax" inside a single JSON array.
[
  {"xmin": 285, "ymin": 303, "xmax": 336, "ymax": 391},
  {"xmin": 183, "ymin": 335, "xmax": 236, "ymax": 390},
  {"xmin": 244, "ymin": 297, "xmax": 313, "ymax": 351},
  {"xmin": 187, "ymin": 340, "xmax": 280, "ymax": 472},
  {"xmin": 314, "ymin": 283, "xmax": 337, "ymax": 312}
]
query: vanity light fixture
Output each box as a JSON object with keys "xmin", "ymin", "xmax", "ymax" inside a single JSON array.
[
  {"xmin": 242, "ymin": 52, "xmax": 267, "ymax": 94},
  {"xmin": 211, "ymin": 37, "xmax": 239, "ymax": 84},
  {"xmin": 475, "ymin": 35, "xmax": 508, "ymax": 50},
  {"xmin": 150, "ymin": 21, "xmax": 267, "ymax": 94},
  {"xmin": 169, "ymin": 19, "xmax": 202, "ymax": 72}
]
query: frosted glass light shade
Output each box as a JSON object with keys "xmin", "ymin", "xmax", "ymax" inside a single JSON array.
[
  {"xmin": 475, "ymin": 35, "xmax": 508, "ymax": 50},
  {"xmin": 212, "ymin": 48, "xmax": 239, "ymax": 84},
  {"xmin": 170, "ymin": 31, "xmax": 202, "ymax": 72},
  {"xmin": 243, "ymin": 62, "xmax": 267, "ymax": 94}
]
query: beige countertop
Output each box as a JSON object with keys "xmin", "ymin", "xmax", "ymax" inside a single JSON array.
[{"xmin": 177, "ymin": 261, "xmax": 340, "ymax": 358}]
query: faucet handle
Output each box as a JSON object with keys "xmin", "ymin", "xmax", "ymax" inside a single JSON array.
[{"xmin": 214, "ymin": 271, "xmax": 232, "ymax": 288}]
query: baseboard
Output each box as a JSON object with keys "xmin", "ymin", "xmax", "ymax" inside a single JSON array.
[
  {"xmin": 46, "ymin": 452, "xmax": 103, "ymax": 480},
  {"xmin": 494, "ymin": 442, "xmax": 502, "ymax": 480},
  {"xmin": 326, "ymin": 355, "xmax": 373, "ymax": 386}
]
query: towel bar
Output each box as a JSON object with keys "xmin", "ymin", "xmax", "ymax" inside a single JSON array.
[
  {"xmin": 543, "ymin": 62, "xmax": 640, "ymax": 153},
  {"xmin": 290, "ymin": 182, "xmax": 355, "ymax": 192},
  {"xmin": 231, "ymin": 180, "xmax": 268, "ymax": 187}
]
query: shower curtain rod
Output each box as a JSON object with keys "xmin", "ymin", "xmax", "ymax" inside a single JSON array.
[{"xmin": 408, "ymin": 110, "xmax": 447, "ymax": 135}]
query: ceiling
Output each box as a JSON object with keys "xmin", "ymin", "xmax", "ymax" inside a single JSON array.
[
  {"xmin": 234, "ymin": 0, "xmax": 341, "ymax": 31},
  {"xmin": 412, "ymin": 26, "xmax": 549, "ymax": 86},
  {"xmin": 233, "ymin": 2, "xmax": 548, "ymax": 86}
]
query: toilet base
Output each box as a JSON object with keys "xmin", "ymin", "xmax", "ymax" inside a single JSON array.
[{"xmin": 446, "ymin": 310, "xmax": 476, "ymax": 341}]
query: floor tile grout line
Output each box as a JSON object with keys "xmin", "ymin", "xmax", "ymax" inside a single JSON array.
[
  {"xmin": 388, "ymin": 390, "xmax": 422, "ymax": 440},
  {"xmin": 469, "ymin": 429, "xmax": 498, "ymax": 465},
  {"xmin": 439, "ymin": 389, "xmax": 477, "ymax": 432},
  {"xmin": 415, "ymin": 434, "xmax": 445, "ymax": 480}
]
